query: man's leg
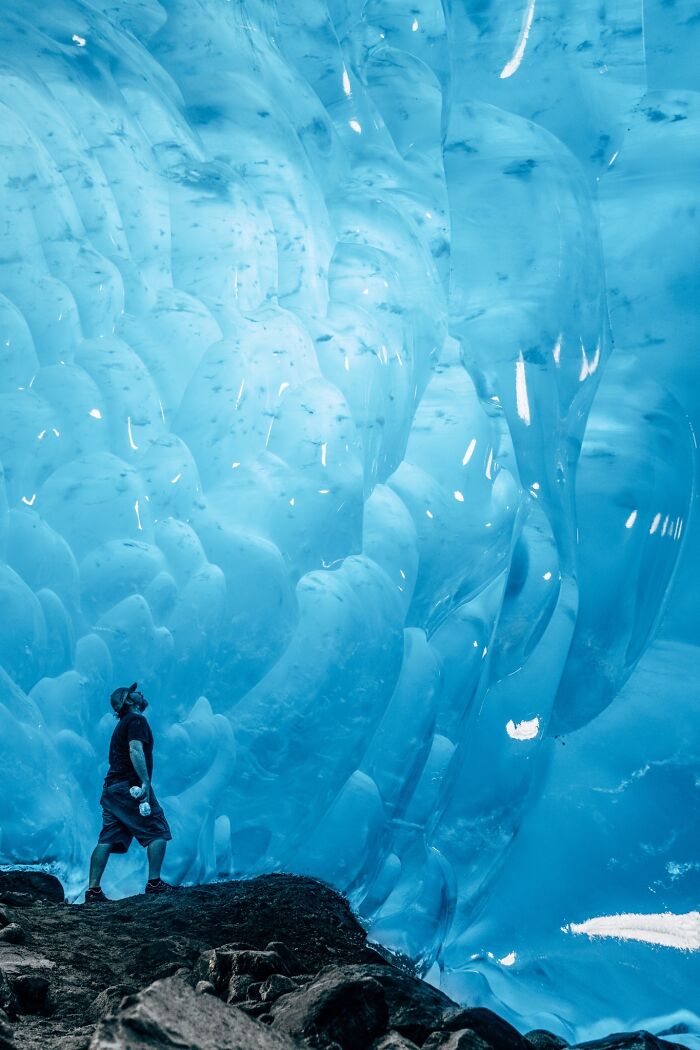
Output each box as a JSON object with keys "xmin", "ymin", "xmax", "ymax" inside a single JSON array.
[
  {"xmin": 88, "ymin": 843, "xmax": 112, "ymax": 889},
  {"xmin": 146, "ymin": 838, "xmax": 167, "ymax": 881}
]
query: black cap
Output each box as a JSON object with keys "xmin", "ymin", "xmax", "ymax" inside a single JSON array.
[{"xmin": 110, "ymin": 682, "xmax": 139, "ymax": 714}]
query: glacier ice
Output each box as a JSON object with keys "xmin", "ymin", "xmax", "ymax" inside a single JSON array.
[{"xmin": 0, "ymin": 0, "xmax": 698, "ymax": 1041}]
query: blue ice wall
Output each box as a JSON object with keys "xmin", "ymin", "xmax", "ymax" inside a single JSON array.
[{"xmin": 0, "ymin": 0, "xmax": 698, "ymax": 1039}]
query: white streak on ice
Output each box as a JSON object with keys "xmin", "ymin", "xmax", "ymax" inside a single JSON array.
[
  {"xmin": 462, "ymin": 438, "xmax": 477, "ymax": 465},
  {"xmin": 127, "ymin": 416, "xmax": 138, "ymax": 450},
  {"xmin": 567, "ymin": 912, "xmax": 700, "ymax": 950},
  {"xmin": 516, "ymin": 352, "xmax": 531, "ymax": 426},
  {"xmin": 499, "ymin": 0, "xmax": 536, "ymax": 79}
]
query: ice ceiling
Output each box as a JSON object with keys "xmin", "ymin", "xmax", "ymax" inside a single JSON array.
[{"xmin": 0, "ymin": 0, "xmax": 698, "ymax": 1041}]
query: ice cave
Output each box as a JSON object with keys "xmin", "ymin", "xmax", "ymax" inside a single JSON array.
[{"xmin": 0, "ymin": 0, "xmax": 698, "ymax": 1042}]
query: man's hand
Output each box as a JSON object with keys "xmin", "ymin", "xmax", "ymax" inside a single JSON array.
[{"xmin": 129, "ymin": 740, "xmax": 151, "ymax": 800}]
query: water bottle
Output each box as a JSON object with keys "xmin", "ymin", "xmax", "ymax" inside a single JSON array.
[{"xmin": 130, "ymin": 784, "xmax": 151, "ymax": 817}]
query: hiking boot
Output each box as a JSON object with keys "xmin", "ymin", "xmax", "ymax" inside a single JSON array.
[
  {"xmin": 145, "ymin": 878, "xmax": 174, "ymax": 895},
  {"xmin": 84, "ymin": 886, "xmax": 110, "ymax": 903}
]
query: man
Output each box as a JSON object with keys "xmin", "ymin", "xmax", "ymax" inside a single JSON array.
[{"xmin": 85, "ymin": 683, "xmax": 173, "ymax": 903}]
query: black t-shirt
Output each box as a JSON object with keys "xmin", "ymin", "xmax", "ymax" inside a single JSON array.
[{"xmin": 104, "ymin": 711, "xmax": 154, "ymax": 787}]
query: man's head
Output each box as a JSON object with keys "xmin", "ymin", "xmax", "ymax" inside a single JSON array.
[{"xmin": 110, "ymin": 682, "xmax": 149, "ymax": 718}]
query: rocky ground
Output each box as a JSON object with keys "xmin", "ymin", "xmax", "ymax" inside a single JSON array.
[{"xmin": 0, "ymin": 870, "xmax": 687, "ymax": 1050}]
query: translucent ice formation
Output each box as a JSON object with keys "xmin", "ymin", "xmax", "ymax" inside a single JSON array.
[{"xmin": 0, "ymin": 0, "xmax": 697, "ymax": 1040}]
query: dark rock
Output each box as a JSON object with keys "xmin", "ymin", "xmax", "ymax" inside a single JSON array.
[
  {"xmin": 195, "ymin": 980, "xmax": 216, "ymax": 996},
  {"xmin": 0, "ymin": 1011, "xmax": 15, "ymax": 1050},
  {"xmin": 440, "ymin": 1008, "xmax": 530, "ymax": 1050},
  {"xmin": 353, "ymin": 965, "xmax": 456, "ymax": 1043},
  {"xmin": 260, "ymin": 974, "xmax": 299, "ymax": 1003},
  {"xmin": 195, "ymin": 945, "xmax": 287, "ymax": 992},
  {"xmin": 239, "ymin": 998, "xmax": 275, "ymax": 1019},
  {"xmin": 0, "ymin": 908, "xmax": 11, "ymax": 929},
  {"xmin": 0, "ymin": 926, "xmax": 25, "ymax": 946},
  {"xmin": 0, "ymin": 972, "xmax": 17, "ymax": 1021},
  {"xmin": 231, "ymin": 949, "xmax": 289, "ymax": 979},
  {"xmin": 0, "ymin": 871, "xmax": 64, "ymax": 906},
  {"xmin": 274, "ymin": 963, "xmax": 455, "ymax": 1045},
  {"xmin": 87, "ymin": 984, "xmax": 137, "ymax": 1022},
  {"xmin": 194, "ymin": 948, "xmax": 220, "ymax": 988},
  {"xmin": 227, "ymin": 974, "xmax": 257, "ymax": 1003},
  {"xmin": 90, "ymin": 975, "xmax": 299, "ymax": 1049},
  {"xmin": 10, "ymin": 973, "xmax": 50, "ymax": 1014},
  {"xmin": 271, "ymin": 968, "xmax": 388, "ymax": 1049},
  {"xmin": 372, "ymin": 1032, "xmax": 421, "ymax": 1050},
  {"xmin": 526, "ymin": 1030, "xmax": 570, "ymax": 1050},
  {"xmin": 573, "ymin": 1032, "xmax": 687, "ymax": 1050},
  {"xmin": 265, "ymin": 941, "xmax": 301, "ymax": 974},
  {"xmin": 247, "ymin": 981, "xmax": 264, "ymax": 1001},
  {"xmin": 424, "ymin": 1030, "xmax": 495, "ymax": 1050}
]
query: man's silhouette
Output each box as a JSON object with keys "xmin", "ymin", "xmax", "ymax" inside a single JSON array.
[{"xmin": 86, "ymin": 683, "xmax": 172, "ymax": 902}]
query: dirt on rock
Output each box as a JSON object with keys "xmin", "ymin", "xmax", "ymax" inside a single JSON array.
[{"xmin": 0, "ymin": 873, "xmax": 385, "ymax": 1049}]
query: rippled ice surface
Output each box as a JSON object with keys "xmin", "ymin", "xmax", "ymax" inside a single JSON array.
[{"xmin": 0, "ymin": 0, "xmax": 698, "ymax": 1040}]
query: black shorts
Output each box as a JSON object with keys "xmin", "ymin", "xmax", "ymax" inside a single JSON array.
[{"xmin": 99, "ymin": 781, "xmax": 172, "ymax": 854}]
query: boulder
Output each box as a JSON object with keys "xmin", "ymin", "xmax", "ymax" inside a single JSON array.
[
  {"xmin": 574, "ymin": 1033, "xmax": 686, "ymax": 1050},
  {"xmin": 87, "ymin": 984, "xmax": 137, "ymax": 1022},
  {"xmin": 526, "ymin": 1031, "xmax": 569, "ymax": 1050},
  {"xmin": 271, "ymin": 968, "xmax": 389, "ymax": 1049},
  {"xmin": 0, "ymin": 908, "xmax": 11, "ymax": 929},
  {"xmin": 238, "ymin": 999, "xmax": 274, "ymax": 1020},
  {"xmin": 0, "ymin": 972, "xmax": 17, "ymax": 1021},
  {"xmin": 231, "ymin": 950, "xmax": 289, "ymax": 979},
  {"xmin": 440, "ymin": 1008, "xmax": 530, "ymax": 1050},
  {"xmin": 0, "ymin": 871, "xmax": 64, "ymax": 906},
  {"xmin": 372, "ymin": 1032, "xmax": 421, "ymax": 1050},
  {"xmin": 0, "ymin": 1011, "xmax": 16, "ymax": 1050},
  {"xmin": 90, "ymin": 975, "xmax": 300, "ymax": 1050},
  {"xmin": 259, "ymin": 974, "xmax": 298, "ymax": 1004},
  {"xmin": 273, "ymin": 963, "xmax": 455, "ymax": 1045},
  {"xmin": 195, "ymin": 945, "xmax": 287, "ymax": 992},
  {"xmin": 0, "ymin": 926, "xmax": 25, "ymax": 946},
  {"xmin": 227, "ymin": 974, "xmax": 257, "ymax": 1003},
  {"xmin": 265, "ymin": 942, "xmax": 302, "ymax": 974},
  {"xmin": 424, "ymin": 1030, "xmax": 495, "ymax": 1050},
  {"xmin": 195, "ymin": 980, "xmax": 216, "ymax": 996},
  {"xmin": 194, "ymin": 948, "xmax": 221, "ymax": 988}
]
